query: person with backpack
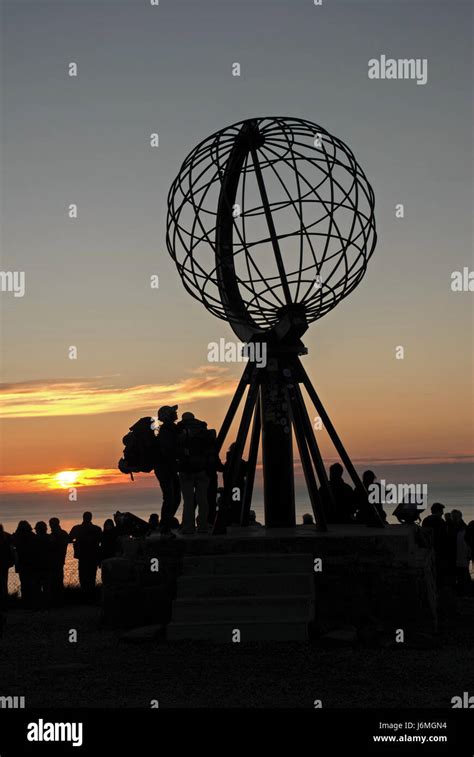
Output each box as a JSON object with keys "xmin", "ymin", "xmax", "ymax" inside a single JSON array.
[
  {"xmin": 118, "ymin": 416, "xmax": 157, "ymax": 479},
  {"xmin": 118, "ymin": 411, "xmax": 179, "ymax": 536},
  {"xmin": 154, "ymin": 405, "xmax": 181, "ymax": 537},
  {"xmin": 177, "ymin": 412, "xmax": 216, "ymax": 535}
]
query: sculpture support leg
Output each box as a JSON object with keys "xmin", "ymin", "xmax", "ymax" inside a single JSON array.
[
  {"xmin": 285, "ymin": 379, "xmax": 327, "ymax": 531},
  {"xmin": 215, "ymin": 366, "xmax": 252, "ymax": 454},
  {"xmin": 261, "ymin": 358, "xmax": 295, "ymax": 527},
  {"xmin": 298, "ymin": 359, "xmax": 384, "ymax": 527},
  {"xmin": 294, "ymin": 382, "xmax": 334, "ymax": 521},
  {"xmin": 213, "ymin": 370, "xmax": 260, "ymax": 533},
  {"xmin": 240, "ymin": 401, "xmax": 261, "ymax": 526},
  {"xmin": 213, "ymin": 352, "xmax": 383, "ymax": 530}
]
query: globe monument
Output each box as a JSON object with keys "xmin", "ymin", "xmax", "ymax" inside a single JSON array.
[{"xmin": 167, "ymin": 117, "xmax": 383, "ymax": 531}]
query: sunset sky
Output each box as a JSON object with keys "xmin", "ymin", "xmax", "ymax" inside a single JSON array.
[{"xmin": 1, "ymin": 0, "xmax": 472, "ymax": 498}]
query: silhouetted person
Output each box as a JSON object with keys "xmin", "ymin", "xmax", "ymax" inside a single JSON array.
[
  {"xmin": 302, "ymin": 513, "xmax": 314, "ymax": 525},
  {"xmin": 359, "ymin": 470, "xmax": 387, "ymax": 524},
  {"xmin": 49, "ymin": 517, "xmax": 69, "ymax": 603},
  {"xmin": 116, "ymin": 511, "xmax": 148, "ymax": 537},
  {"xmin": 13, "ymin": 521, "xmax": 37, "ymax": 607},
  {"xmin": 147, "ymin": 513, "xmax": 160, "ymax": 535},
  {"xmin": 113, "ymin": 511, "xmax": 127, "ymax": 537},
  {"xmin": 69, "ymin": 512, "xmax": 102, "ymax": 598},
  {"xmin": 321, "ymin": 463, "xmax": 356, "ymax": 523},
  {"xmin": 393, "ymin": 493, "xmax": 424, "ymax": 524},
  {"xmin": 443, "ymin": 511, "xmax": 456, "ymax": 585},
  {"xmin": 446, "ymin": 509, "xmax": 466, "ymax": 581},
  {"xmin": 223, "ymin": 443, "xmax": 248, "ymax": 524},
  {"xmin": 248, "ymin": 510, "xmax": 262, "ymax": 527},
  {"xmin": 449, "ymin": 510, "xmax": 471, "ymax": 595},
  {"xmin": 34, "ymin": 521, "xmax": 52, "ymax": 608},
  {"xmin": 101, "ymin": 519, "xmax": 118, "ymax": 561},
  {"xmin": 207, "ymin": 455, "xmax": 224, "ymax": 525},
  {"xmin": 112, "ymin": 510, "xmax": 143, "ymax": 538},
  {"xmin": 215, "ymin": 487, "xmax": 225, "ymax": 520},
  {"xmin": 154, "ymin": 405, "xmax": 181, "ymax": 537},
  {"xmin": 177, "ymin": 412, "xmax": 215, "ymax": 534},
  {"xmin": 422, "ymin": 503, "xmax": 449, "ymax": 586},
  {"xmin": 465, "ymin": 521, "xmax": 474, "ymax": 554},
  {"xmin": 451, "ymin": 509, "xmax": 467, "ymax": 531},
  {"xmin": 465, "ymin": 521, "xmax": 474, "ymax": 588},
  {"xmin": 0, "ymin": 525, "xmax": 14, "ymax": 609}
]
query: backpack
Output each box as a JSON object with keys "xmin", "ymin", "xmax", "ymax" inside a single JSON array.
[
  {"xmin": 118, "ymin": 417, "xmax": 158, "ymax": 479},
  {"xmin": 178, "ymin": 425, "xmax": 216, "ymax": 473}
]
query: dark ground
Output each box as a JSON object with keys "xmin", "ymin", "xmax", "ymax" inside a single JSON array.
[{"xmin": 1, "ymin": 596, "xmax": 473, "ymax": 708}]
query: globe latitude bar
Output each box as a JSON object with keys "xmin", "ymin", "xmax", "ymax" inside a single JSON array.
[{"xmin": 166, "ymin": 117, "xmax": 383, "ymax": 531}]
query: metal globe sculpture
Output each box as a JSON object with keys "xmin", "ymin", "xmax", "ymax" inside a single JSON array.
[
  {"xmin": 167, "ymin": 117, "xmax": 383, "ymax": 531},
  {"xmin": 167, "ymin": 117, "xmax": 376, "ymax": 342}
]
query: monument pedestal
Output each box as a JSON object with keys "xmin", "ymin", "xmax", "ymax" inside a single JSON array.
[{"xmin": 145, "ymin": 525, "xmax": 438, "ymax": 642}]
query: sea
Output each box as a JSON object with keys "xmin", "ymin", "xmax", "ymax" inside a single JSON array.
[{"xmin": 2, "ymin": 463, "xmax": 473, "ymax": 593}]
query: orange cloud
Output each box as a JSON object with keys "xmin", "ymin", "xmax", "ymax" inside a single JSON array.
[
  {"xmin": 0, "ymin": 367, "xmax": 237, "ymax": 419},
  {"xmin": 0, "ymin": 468, "xmax": 127, "ymax": 493}
]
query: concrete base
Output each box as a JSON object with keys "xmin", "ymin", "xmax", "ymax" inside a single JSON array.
[
  {"xmin": 148, "ymin": 524, "xmax": 417, "ymax": 559},
  {"xmin": 161, "ymin": 525, "xmax": 437, "ymax": 642},
  {"xmin": 167, "ymin": 550, "xmax": 314, "ymax": 641},
  {"xmin": 178, "ymin": 572, "xmax": 313, "ymax": 597},
  {"xmin": 103, "ymin": 524, "xmax": 437, "ymax": 640}
]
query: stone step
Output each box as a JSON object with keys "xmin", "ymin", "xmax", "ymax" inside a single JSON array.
[
  {"xmin": 167, "ymin": 619, "xmax": 310, "ymax": 642},
  {"xmin": 177, "ymin": 572, "xmax": 313, "ymax": 597},
  {"xmin": 181, "ymin": 553, "xmax": 314, "ymax": 576},
  {"xmin": 172, "ymin": 594, "xmax": 314, "ymax": 622}
]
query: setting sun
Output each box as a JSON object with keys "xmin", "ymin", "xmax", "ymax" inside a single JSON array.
[{"xmin": 55, "ymin": 470, "xmax": 80, "ymax": 488}]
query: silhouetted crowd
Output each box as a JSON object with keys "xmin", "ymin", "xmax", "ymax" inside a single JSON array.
[
  {"xmin": 1, "ymin": 404, "xmax": 472, "ymax": 606},
  {"xmin": 149, "ymin": 407, "xmax": 446, "ymax": 532},
  {"xmin": 0, "ymin": 514, "xmax": 114, "ymax": 608},
  {"xmin": 137, "ymin": 406, "xmax": 392, "ymax": 535},
  {"xmin": 149, "ymin": 405, "xmax": 251, "ymax": 536},
  {"xmin": 421, "ymin": 504, "xmax": 474, "ymax": 596}
]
